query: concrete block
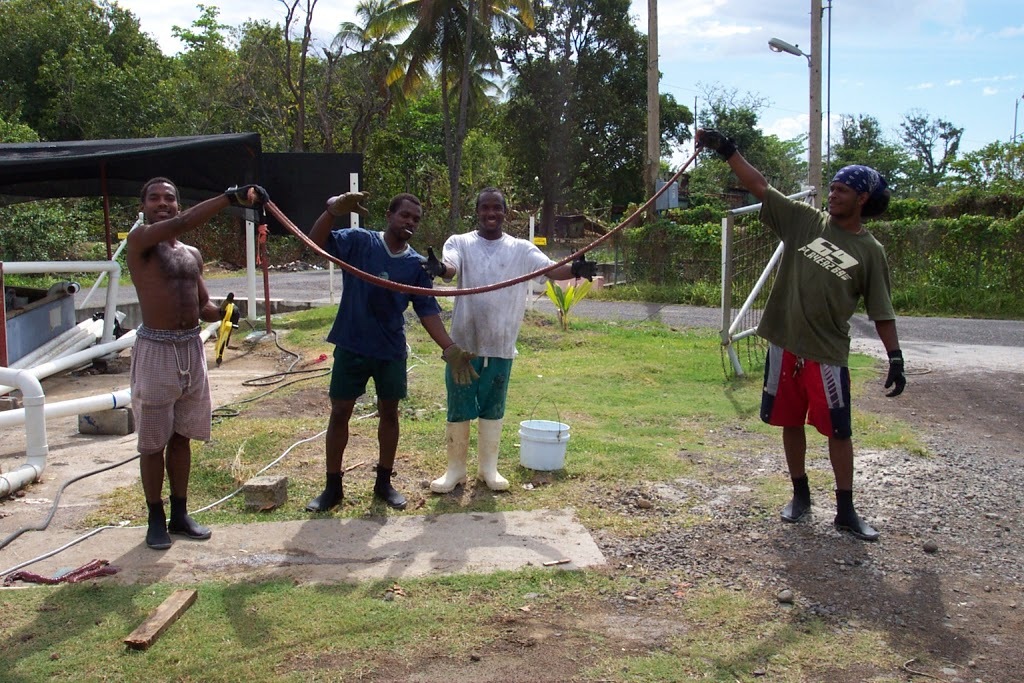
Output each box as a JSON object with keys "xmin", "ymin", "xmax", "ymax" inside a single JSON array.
[
  {"xmin": 78, "ymin": 408, "xmax": 135, "ymax": 436},
  {"xmin": 0, "ymin": 396, "xmax": 22, "ymax": 412},
  {"xmin": 242, "ymin": 475, "xmax": 288, "ymax": 511}
]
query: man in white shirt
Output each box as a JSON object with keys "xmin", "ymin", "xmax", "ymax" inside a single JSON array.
[{"xmin": 423, "ymin": 187, "xmax": 596, "ymax": 492}]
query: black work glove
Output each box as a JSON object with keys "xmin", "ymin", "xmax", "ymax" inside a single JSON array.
[
  {"xmin": 421, "ymin": 247, "xmax": 446, "ymax": 279},
  {"xmin": 570, "ymin": 254, "xmax": 598, "ymax": 280},
  {"xmin": 696, "ymin": 129, "xmax": 738, "ymax": 160},
  {"xmin": 884, "ymin": 349, "xmax": 906, "ymax": 397},
  {"xmin": 225, "ymin": 184, "xmax": 270, "ymax": 207},
  {"xmin": 220, "ymin": 292, "xmax": 240, "ymax": 328}
]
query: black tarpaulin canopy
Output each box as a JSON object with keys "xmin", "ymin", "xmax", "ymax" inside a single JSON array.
[
  {"xmin": 0, "ymin": 133, "xmax": 262, "ymax": 255},
  {"xmin": 0, "ymin": 133, "xmax": 262, "ymax": 205}
]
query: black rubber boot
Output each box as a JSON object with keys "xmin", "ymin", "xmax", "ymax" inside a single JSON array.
[
  {"xmin": 168, "ymin": 496, "xmax": 212, "ymax": 540},
  {"xmin": 780, "ymin": 474, "xmax": 812, "ymax": 523},
  {"xmin": 373, "ymin": 466, "xmax": 407, "ymax": 510},
  {"xmin": 146, "ymin": 501, "xmax": 172, "ymax": 550},
  {"xmin": 834, "ymin": 489, "xmax": 879, "ymax": 541},
  {"xmin": 306, "ymin": 472, "xmax": 343, "ymax": 512}
]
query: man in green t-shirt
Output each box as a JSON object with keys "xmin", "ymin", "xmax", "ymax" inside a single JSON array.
[{"xmin": 697, "ymin": 129, "xmax": 907, "ymax": 542}]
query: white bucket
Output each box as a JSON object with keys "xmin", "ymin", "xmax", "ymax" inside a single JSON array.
[{"xmin": 519, "ymin": 419, "xmax": 571, "ymax": 471}]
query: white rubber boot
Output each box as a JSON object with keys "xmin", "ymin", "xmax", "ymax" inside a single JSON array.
[
  {"xmin": 477, "ymin": 418, "xmax": 509, "ymax": 491},
  {"xmin": 430, "ymin": 421, "xmax": 470, "ymax": 493}
]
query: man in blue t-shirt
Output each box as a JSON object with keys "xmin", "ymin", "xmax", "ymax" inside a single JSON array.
[{"xmin": 305, "ymin": 192, "xmax": 476, "ymax": 512}]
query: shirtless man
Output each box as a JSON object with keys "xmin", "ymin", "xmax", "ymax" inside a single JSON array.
[{"xmin": 127, "ymin": 177, "xmax": 268, "ymax": 549}]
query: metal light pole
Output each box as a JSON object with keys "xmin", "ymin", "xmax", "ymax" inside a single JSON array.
[
  {"xmin": 1015, "ymin": 92, "xmax": 1023, "ymax": 142},
  {"xmin": 768, "ymin": 0, "xmax": 823, "ymax": 206}
]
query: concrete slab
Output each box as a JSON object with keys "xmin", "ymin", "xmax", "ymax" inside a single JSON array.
[{"xmin": 1, "ymin": 508, "xmax": 606, "ymax": 586}]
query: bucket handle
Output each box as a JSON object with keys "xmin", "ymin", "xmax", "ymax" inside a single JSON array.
[{"xmin": 527, "ymin": 398, "xmax": 565, "ymax": 439}]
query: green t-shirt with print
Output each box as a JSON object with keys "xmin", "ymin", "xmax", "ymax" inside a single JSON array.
[{"xmin": 755, "ymin": 186, "xmax": 895, "ymax": 367}]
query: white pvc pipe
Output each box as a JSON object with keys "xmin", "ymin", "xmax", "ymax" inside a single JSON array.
[
  {"xmin": 40, "ymin": 329, "xmax": 101, "ymax": 368},
  {"xmin": 0, "ymin": 388, "xmax": 131, "ymax": 429},
  {"xmin": 201, "ymin": 320, "xmax": 218, "ymax": 343},
  {"xmin": 24, "ymin": 329, "xmax": 93, "ymax": 370},
  {"xmin": 27, "ymin": 318, "xmax": 103, "ymax": 368},
  {"xmin": 0, "ymin": 321, "xmax": 229, "ymax": 502},
  {"xmin": 528, "ymin": 215, "xmax": 536, "ymax": 310},
  {"xmin": 245, "ymin": 219, "xmax": 258, "ymax": 322},
  {"xmin": 330, "ymin": 262, "xmax": 335, "ymax": 305},
  {"xmin": 4, "ymin": 261, "xmax": 121, "ymax": 344},
  {"xmin": 79, "ymin": 213, "xmax": 143, "ymax": 308},
  {"xmin": 10, "ymin": 318, "xmax": 94, "ymax": 370},
  {"xmin": 0, "ymin": 330, "xmax": 136, "ymax": 396},
  {"xmin": 6, "ymin": 318, "xmax": 103, "ymax": 379},
  {"xmin": 47, "ymin": 281, "xmax": 81, "ymax": 297},
  {"xmin": 0, "ymin": 368, "xmax": 47, "ymax": 498}
]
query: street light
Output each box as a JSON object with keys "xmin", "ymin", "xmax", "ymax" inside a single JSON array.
[
  {"xmin": 768, "ymin": 0, "xmax": 823, "ymax": 206},
  {"xmin": 768, "ymin": 38, "xmax": 808, "ymax": 63}
]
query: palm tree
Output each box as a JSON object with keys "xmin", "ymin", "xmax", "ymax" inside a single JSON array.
[
  {"xmin": 375, "ymin": 0, "xmax": 533, "ymax": 231},
  {"xmin": 332, "ymin": 0, "xmax": 406, "ymax": 154}
]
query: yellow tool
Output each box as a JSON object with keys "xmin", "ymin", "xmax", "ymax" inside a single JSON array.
[{"xmin": 215, "ymin": 293, "xmax": 238, "ymax": 366}]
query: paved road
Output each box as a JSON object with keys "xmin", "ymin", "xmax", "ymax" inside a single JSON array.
[{"xmin": 77, "ymin": 269, "xmax": 1024, "ymax": 351}]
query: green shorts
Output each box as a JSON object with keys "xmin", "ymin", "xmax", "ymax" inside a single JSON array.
[
  {"xmin": 446, "ymin": 357, "xmax": 513, "ymax": 422},
  {"xmin": 330, "ymin": 346, "xmax": 407, "ymax": 401}
]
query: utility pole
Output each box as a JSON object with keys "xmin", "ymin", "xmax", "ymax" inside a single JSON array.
[
  {"xmin": 645, "ymin": 0, "xmax": 659, "ymax": 218},
  {"xmin": 808, "ymin": 0, "xmax": 823, "ymax": 206}
]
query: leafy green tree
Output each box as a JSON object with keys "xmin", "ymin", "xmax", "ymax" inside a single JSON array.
[
  {"xmin": 899, "ymin": 110, "xmax": 963, "ymax": 194},
  {"xmin": 363, "ymin": 84, "xmax": 447, "ymax": 206},
  {"xmin": 460, "ymin": 128, "xmax": 511, "ymax": 200},
  {"xmin": 158, "ymin": 5, "xmax": 240, "ymax": 136},
  {"xmin": 233, "ymin": 21, "xmax": 298, "ymax": 151},
  {"xmin": 689, "ymin": 85, "xmax": 803, "ymax": 199},
  {"xmin": 0, "ymin": 113, "xmax": 39, "ymax": 143},
  {"xmin": 0, "ymin": 0, "xmax": 167, "ymax": 140},
  {"xmin": 279, "ymin": 0, "xmax": 320, "ymax": 151},
  {"xmin": 0, "ymin": 201, "xmax": 92, "ymax": 262},
  {"xmin": 949, "ymin": 140, "xmax": 1024, "ymax": 193},
  {"xmin": 827, "ymin": 114, "xmax": 907, "ymax": 194},
  {"xmin": 570, "ymin": 22, "xmax": 648, "ymax": 209},
  {"xmin": 230, "ymin": 5, "xmax": 327, "ymax": 152},
  {"xmin": 660, "ymin": 93, "xmax": 693, "ymax": 158},
  {"xmin": 331, "ymin": 0, "xmax": 404, "ymax": 154},
  {"xmin": 694, "ymin": 85, "xmax": 769, "ymax": 150},
  {"xmin": 377, "ymin": 0, "xmax": 533, "ymax": 231},
  {"xmin": 498, "ymin": 0, "xmax": 667, "ymax": 233}
]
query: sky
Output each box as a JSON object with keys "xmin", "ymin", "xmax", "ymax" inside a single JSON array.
[{"xmin": 115, "ymin": 0, "xmax": 1023, "ymax": 164}]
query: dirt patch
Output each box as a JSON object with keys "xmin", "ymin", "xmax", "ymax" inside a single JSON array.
[{"xmin": 591, "ymin": 361, "xmax": 1024, "ymax": 682}]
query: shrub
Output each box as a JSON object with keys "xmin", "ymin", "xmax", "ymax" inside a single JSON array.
[{"xmin": 0, "ymin": 201, "xmax": 91, "ymax": 262}]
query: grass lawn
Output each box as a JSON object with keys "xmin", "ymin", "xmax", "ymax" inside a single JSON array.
[{"xmin": 0, "ymin": 305, "xmax": 919, "ymax": 682}]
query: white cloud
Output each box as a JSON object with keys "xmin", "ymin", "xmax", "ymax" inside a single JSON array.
[
  {"xmin": 908, "ymin": 82, "xmax": 935, "ymax": 91},
  {"xmin": 982, "ymin": 87, "xmax": 998, "ymax": 96},
  {"xmin": 970, "ymin": 75, "xmax": 1019, "ymax": 84},
  {"xmin": 763, "ymin": 113, "xmax": 807, "ymax": 141},
  {"xmin": 996, "ymin": 25, "xmax": 1024, "ymax": 38},
  {"xmin": 947, "ymin": 79, "xmax": 963, "ymax": 86}
]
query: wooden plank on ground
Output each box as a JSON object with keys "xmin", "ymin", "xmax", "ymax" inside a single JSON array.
[{"xmin": 124, "ymin": 589, "xmax": 198, "ymax": 651}]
